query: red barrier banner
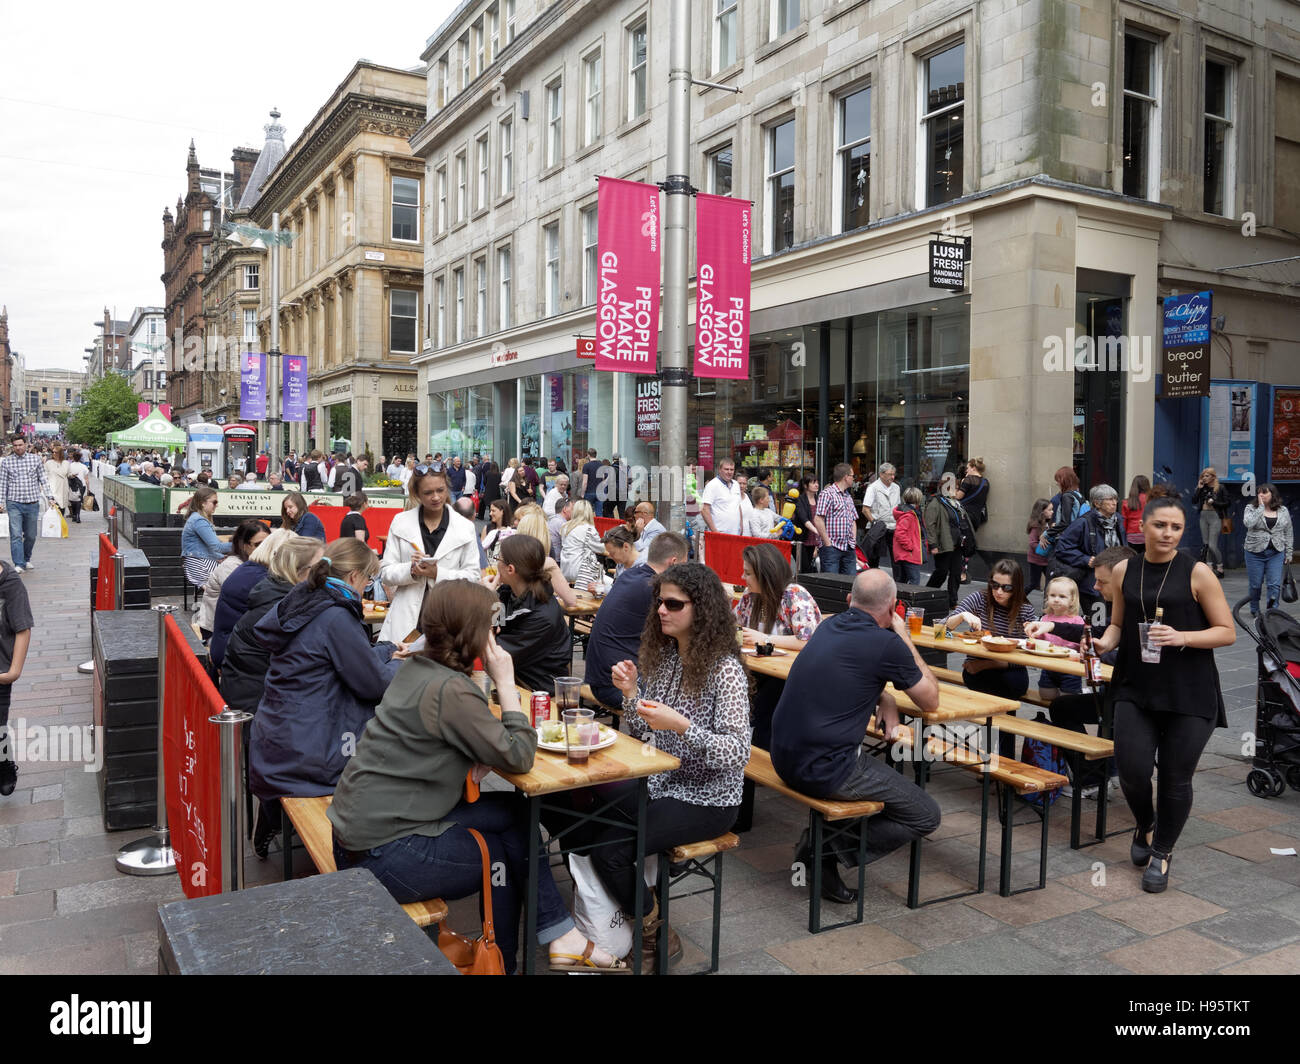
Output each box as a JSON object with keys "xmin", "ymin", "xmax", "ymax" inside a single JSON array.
[
  {"xmin": 162, "ymin": 615, "xmax": 225, "ymax": 899},
  {"xmin": 701, "ymin": 531, "xmax": 792, "ymax": 586},
  {"xmin": 694, "ymin": 193, "xmax": 752, "ymax": 380},
  {"xmin": 596, "ymin": 177, "xmax": 661, "ymax": 375},
  {"xmin": 95, "ymin": 534, "xmax": 117, "ymax": 612}
]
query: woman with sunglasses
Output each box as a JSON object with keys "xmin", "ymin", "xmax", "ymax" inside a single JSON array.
[
  {"xmin": 941, "ymin": 558, "xmax": 1037, "ymax": 758},
  {"xmin": 599, "ymin": 562, "xmax": 751, "ymax": 966}
]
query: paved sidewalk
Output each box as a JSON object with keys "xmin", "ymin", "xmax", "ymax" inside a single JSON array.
[{"xmin": 1, "ymin": 487, "xmax": 1296, "ymax": 975}]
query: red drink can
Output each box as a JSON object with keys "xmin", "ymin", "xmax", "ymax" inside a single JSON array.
[{"xmin": 531, "ymin": 692, "xmax": 551, "ymax": 728}]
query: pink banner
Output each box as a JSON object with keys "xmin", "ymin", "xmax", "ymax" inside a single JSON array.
[
  {"xmin": 694, "ymin": 193, "xmax": 752, "ymax": 380},
  {"xmin": 596, "ymin": 177, "xmax": 660, "ymax": 374}
]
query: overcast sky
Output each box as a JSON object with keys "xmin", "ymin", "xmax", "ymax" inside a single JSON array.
[{"xmin": 0, "ymin": 0, "xmax": 458, "ymax": 373}]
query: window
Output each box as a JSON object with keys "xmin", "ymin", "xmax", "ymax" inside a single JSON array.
[
  {"xmin": 243, "ymin": 308, "xmax": 257, "ymax": 343},
  {"xmin": 460, "ymin": 35, "xmax": 470, "ymax": 90},
  {"xmin": 1275, "ymin": 74, "xmax": 1300, "ymax": 232},
  {"xmin": 202, "ymin": 209, "xmax": 212, "ymax": 230},
  {"xmin": 488, "ymin": 6, "xmax": 499, "ymax": 62},
  {"xmin": 767, "ymin": 119, "xmax": 796, "ymax": 253},
  {"xmin": 715, "ymin": 0, "xmax": 737, "ymax": 71},
  {"xmin": 437, "ymin": 57, "xmax": 449, "ymax": 107},
  {"xmin": 473, "ymin": 256, "xmax": 487, "ymax": 338},
  {"xmin": 497, "ymin": 245, "xmax": 512, "ymax": 329},
  {"xmin": 474, "ymin": 20, "xmax": 485, "ymax": 75},
  {"xmin": 453, "ymin": 267, "xmax": 466, "ymax": 344},
  {"xmin": 202, "ymin": 244, "xmax": 211, "ymax": 271},
  {"xmin": 434, "ymin": 275, "xmax": 446, "ymax": 349},
  {"xmin": 708, "ymin": 144, "xmax": 733, "ymax": 195},
  {"xmin": 1122, "ymin": 33, "xmax": 1159, "ymax": 200},
  {"xmin": 475, "ymin": 133, "xmax": 489, "ymax": 211},
  {"xmin": 543, "ymin": 221, "xmax": 560, "ymax": 315},
  {"xmin": 390, "ymin": 290, "xmax": 418, "ymax": 353},
  {"xmin": 392, "ymin": 176, "xmax": 419, "ymax": 241},
  {"xmin": 1203, "ymin": 58, "xmax": 1234, "ymax": 216},
  {"xmin": 455, "ymin": 151, "xmax": 468, "ymax": 222},
  {"xmin": 771, "ymin": 0, "xmax": 799, "ymax": 39},
  {"xmin": 436, "ymin": 165, "xmax": 448, "ymax": 233},
  {"xmin": 546, "ymin": 79, "xmax": 563, "ymax": 168},
  {"xmin": 921, "ymin": 42, "xmax": 965, "ymax": 208},
  {"xmin": 243, "ymin": 263, "xmax": 260, "ymax": 290},
  {"xmin": 581, "ymin": 205, "xmax": 598, "ymax": 305},
  {"xmin": 837, "ymin": 86, "xmax": 871, "ymax": 232},
  {"xmin": 583, "ymin": 51, "xmax": 603, "ymax": 145},
  {"xmin": 506, "ymin": 0, "xmax": 515, "ymax": 42},
  {"xmin": 628, "ymin": 20, "xmax": 648, "ymax": 121},
  {"xmin": 498, "ymin": 117, "xmax": 514, "ymax": 196}
]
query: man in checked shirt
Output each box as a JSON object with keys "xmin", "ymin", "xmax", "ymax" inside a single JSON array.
[{"xmin": 0, "ymin": 434, "xmax": 56, "ymax": 573}]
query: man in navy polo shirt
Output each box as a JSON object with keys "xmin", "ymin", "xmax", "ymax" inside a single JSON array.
[
  {"xmin": 582, "ymin": 531, "xmax": 688, "ymax": 709},
  {"xmin": 771, "ymin": 568, "xmax": 941, "ymax": 903}
]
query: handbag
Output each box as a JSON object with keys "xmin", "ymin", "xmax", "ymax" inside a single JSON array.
[
  {"xmin": 1220, "ymin": 516, "xmax": 1234, "ymax": 535},
  {"xmin": 437, "ymin": 828, "xmax": 506, "ymax": 975},
  {"xmin": 84, "ymin": 491, "xmax": 98, "ymax": 512},
  {"xmin": 1283, "ymin": 566, "xmax": 1298, "ymax": 605}
]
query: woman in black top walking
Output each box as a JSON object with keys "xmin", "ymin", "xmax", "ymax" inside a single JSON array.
[{"xmin": 1093, "ymin": 496, "xmax": 1234, "ymax": 892}]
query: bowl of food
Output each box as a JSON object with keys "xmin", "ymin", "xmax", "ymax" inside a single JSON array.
[{"xmin": 980, "ymin": 636, "xmax": 1017, "ymax": 653}]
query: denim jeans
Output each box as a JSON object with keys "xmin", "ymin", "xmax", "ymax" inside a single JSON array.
[
  {"xmin": 828, "ymin": 748, "xmax": 941, "ymax": 866},
  {"xmin": 333, "ymin": 792, "xmax": 574, "ymax": 975},
  {"xmin": 819, "ymin": 544, "xmax": 856, "ymax": 575},
  {"xmin": 6, "ymin": 500, "xmax": 40, "ymax": 568},
  {"xmin": 895, "ymin": 561, "xmax": 920, "ymax": 585},
  {"xmin": 1245, "ymin": 546, "xmax": 1284, "ymax": 616}
]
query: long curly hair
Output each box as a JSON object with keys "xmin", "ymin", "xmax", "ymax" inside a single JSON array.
[{"xmin": 639, "ymin": 562, "xmax": 741, "ymax": 697}]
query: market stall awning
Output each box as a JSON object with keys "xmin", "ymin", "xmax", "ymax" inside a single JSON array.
[{"xmin": 108, "ymin": 407, "xmax": 187, "ymax": 448}]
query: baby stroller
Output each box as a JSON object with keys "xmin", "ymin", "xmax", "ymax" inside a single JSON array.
[{"xmin": 1232, "ymin": 598, "xmax": 1300, "ymax": 798}]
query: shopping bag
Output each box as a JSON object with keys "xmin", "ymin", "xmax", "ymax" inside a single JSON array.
[
  {"xmin": 569, "ymin": 853, "xmax": 658, "ymax": 960},
  {"xmin": 0, "ymin": 513, "xmax": 8, "ymax": 538},
  {"xmin": 59, "ymin": 512, "xmax": 69, "ymax": 538},
  {"xmin": 83, "ymin": 491, "xmax": 98, "ymax": 512},
  {"xmin": 40, "ymin": 507, "xmax": 62, "ymax": 538}
]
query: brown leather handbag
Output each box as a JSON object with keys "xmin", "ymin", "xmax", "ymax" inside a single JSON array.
[
  {"xmin": 1220, "ymin": 516, "xmax": 1234, "ymax": 535},
  {"xmin": 437, "ymin": 827, "xmax": 506, "ymax": 975}
]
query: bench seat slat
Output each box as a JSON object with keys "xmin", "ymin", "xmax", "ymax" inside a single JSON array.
[{"xmin": 743, "ymin": 748, "xmax": 882, "ymax": 821}]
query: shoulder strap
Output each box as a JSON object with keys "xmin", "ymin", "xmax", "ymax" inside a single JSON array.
[{"xmin": 466, "ymin": 828, "xmax": 496, "ymax": 943}]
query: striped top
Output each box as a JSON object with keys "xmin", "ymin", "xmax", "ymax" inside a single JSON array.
[{"xmin": 948, "ymin": 590, "xmax": 1036, "ymax": 638}]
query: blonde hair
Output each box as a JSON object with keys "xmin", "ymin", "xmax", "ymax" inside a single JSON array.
[
  {"xmin": 564, "ymin": 498, "xmax": 596, "ymax": 537},
  {"xmin": 514, "ymin": 507, "xmax": 551, "ymax": 551},
  {"xmin": 268, "ymin": 534, "xmax": 325, "ymax": 584},
  {"xmin": 1043, "ymin": 576, "xmax": 1081, "ymax": 617},
  {"xmin": 305, "ymin": 536, "xmax": 379, "ymax": 590},
  {"xmin": 248, "ymin": 528, "xmax": 292, "ymax": 567}
]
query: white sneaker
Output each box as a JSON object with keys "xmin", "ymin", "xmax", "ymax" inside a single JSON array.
[
  {"xmin": 21, "ymin": 560, "xmax": 33, "ymax": 570},
  {"xmin": 13, "ymin": 565, "xmax": 24, "ymax": 574}
]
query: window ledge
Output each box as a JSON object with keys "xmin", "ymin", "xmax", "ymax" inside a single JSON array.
[
  {"xmin": 493, "ymin": 191, "xmax": 516, "ymax": 210},
  {"xmin": 824, "ymin": 0, "xmax": 869, "ymax": 26},
  {"xmin": 698, "ymin": 62, "xmax": 742, "ymax": 95},
  {"xmin": 616, "ymin": 113, "xmax": 651, "ymax": 139},
  {"xmin": 576, "ymin": 140, "xmax": 603, "ymax": 162},
  {"xmin": 756, "ymin": 25, "xmax": 807, "ymax": 64},
  {"xmin": 472, "ymin": 207, "xmax": 490, "ymax": 222},
  {"xmin": 540, "ymin": 163, "xmax": 564, "ymax": 181}
]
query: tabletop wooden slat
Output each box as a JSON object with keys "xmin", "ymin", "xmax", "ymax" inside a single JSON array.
[{"xmin": 908, "ymin": 629, "xmax": 1114, "ymax": 681}]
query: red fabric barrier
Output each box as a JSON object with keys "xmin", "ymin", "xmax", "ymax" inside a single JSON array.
[
  {"xmin": 162, "ymin": 614, "xmax": 226, "ymax": 899},
  {"xmin": 307, "ymin": 503, "xmax": 346, "ymax": 541},
  {"xmin": 701, "ymin": 531, "xmax": 792, "ymax": 586},
  {"xmin": 95, "ymin": 534, "xmax": 118, "ymax": 612},
  {"xmin": 308, "ymin": 502, "xmax": 403, "ymax": 551},
  {"xmin": 593, "ymin": 516, "xmax": 623, "ymax": 537}
]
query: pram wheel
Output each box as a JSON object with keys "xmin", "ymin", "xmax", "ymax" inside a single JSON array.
[{"xmin": 1247, "ymin": 768, "xmax": 1285, "ymax": 798}]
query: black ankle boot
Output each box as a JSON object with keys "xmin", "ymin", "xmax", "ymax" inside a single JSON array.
[
  {"xmin": 1131, "ymin": 825, "xmax": 1153, "ymax": 867},
  {"xmin": 0, "ymin": 758, "xmax": 16, "ymax": 797},
  {"xmin": 820, "ymin": 858, "xmax": 858, "ymax": 904},
  {"xmin": 1142, "ymin": 850, "xmax": 1171, "ymax": 893}
]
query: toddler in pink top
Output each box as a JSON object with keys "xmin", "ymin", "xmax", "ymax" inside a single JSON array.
[{"xmin": 1037, "ymin": 576, "xmax": 1084, "ymax": 699}]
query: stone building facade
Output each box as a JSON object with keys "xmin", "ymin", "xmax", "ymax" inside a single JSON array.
[
  {"xmin": 410, "ymin": 0, "xmax": 1300, "ymax": 559},
  {"xmin": 0, "ymin": 307, "xmax": 13, "ymax": 431},
  {"xmin": 249, "ymin": 63, "xmax": 427, "ymax": 462}
]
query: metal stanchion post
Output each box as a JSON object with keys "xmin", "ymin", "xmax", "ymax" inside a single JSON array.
[
  {"xmin": 210, "ymin": 706, "xmax": 252, "ymax": 892},
  {"xmin": 112, "ymin": 550, "xmax": 125, "ymax": 612},
  {"xmin": 109, "ymin": 511, "xmax": 119, "ymax": 550},
  {"xmin": 115, "ymin": 604, "xmax": 178, "ymax": 876}
]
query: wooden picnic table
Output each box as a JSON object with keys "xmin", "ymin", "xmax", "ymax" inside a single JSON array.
[
  {"xmin": 487, "ymin": 690, "xmax": 680, "ymax": 975},
  {"xmin": 908, "ymin": 629, "xmax": 1114, "ymax": 682}
]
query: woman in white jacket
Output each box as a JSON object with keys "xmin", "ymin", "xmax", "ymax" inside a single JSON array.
[{"xmin": 377, "ymin": 467, "xmax": 482, "ymax": 643}]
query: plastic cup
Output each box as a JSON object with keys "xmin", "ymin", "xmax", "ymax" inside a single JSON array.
[
  {"xmin": 563, "ymin": 708, "xmax": 595, "ymax": 764},
  {"xmin": 1138, "ymin": 623, "xmax": 1162, "ymax": 663},
  {"xmin": 907, "ymin": 608, "xmax": 924, "ymax": 636},
  {"xmin": 554, "ymin": 676, "xmax": 583, "ymax": 715}
]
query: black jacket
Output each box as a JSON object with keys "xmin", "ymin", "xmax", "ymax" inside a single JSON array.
[
  {"xmin": 1192, "ymin": 483, "xmax": 1229, "ymax": 518},
  {"xmin": 218, "ymin": 577, "xmax": 293, "ymax": 712},
  {"xmin": 495, "ymin": 587, "xmax": 573, "ymax": 693}
]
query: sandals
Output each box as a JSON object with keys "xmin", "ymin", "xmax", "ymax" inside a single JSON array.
[{"xmin": 549, "ymin": 939, "xmax": 631, "ymax": 974}]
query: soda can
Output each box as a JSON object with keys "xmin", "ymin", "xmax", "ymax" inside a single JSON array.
[{"xmin": 531, "ymin": 692, "xmax": 551, "ymax": 728}]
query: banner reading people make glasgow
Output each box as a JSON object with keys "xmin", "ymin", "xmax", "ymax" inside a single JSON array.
[
  {"xmin": 595, "ymin": 177, "xmax": 660, "ymax": 374},
  {"xmin": 239, "ymin": 352, "xmax": 266, "ymax": 420},
  {"xmin": 694, "ymin": 193, "xmax": 752, "ymax": 380},
  {"xmin": 282, "ymin": 355, "xmax": 308, "ymax": 422}
]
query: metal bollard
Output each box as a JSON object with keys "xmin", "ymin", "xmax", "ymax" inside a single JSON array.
[
  {"xmin": 115, "ymin": 604, "xmax": 179, "ymax": 876},
  {"xmin": 109, "ymin": 510, "xmax": 119, "ymax": 550},
  {"xmin": 112, "ymin": 550, "xmax": 126, "ymax": 612},
  {"xmin": 210, "ymin": 706, "xmax": 252, "ymax": 892}
]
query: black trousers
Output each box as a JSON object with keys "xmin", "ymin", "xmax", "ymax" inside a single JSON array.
[
  {"xmin": 963, "ymin": 664, "xmax": 1029, "ymax": 760},
  {"xmin": 0, "ymin": 683, "xmax": 11, "ymax": 757},
  {"xmin": 733, "ymin": 676, "xmax": 783, "ymax": 833},
  {"xmin": 927, "ymin": 550, "xmax": 965, "ymax": 608},
  {"xmin": 1113, "ymin": 699, "xmax": 1216, "ymax": 855},
  {"xmin": 866, "ymin": 529, "xmax": 895, "ymax": 571},
  {"xmin": 1048, "ymin": 693, "xmax": 1115, "ymax": 787}
]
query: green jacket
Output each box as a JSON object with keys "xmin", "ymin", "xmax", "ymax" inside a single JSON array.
[
  {"xmin": 923, "ymin": 495, "xmax": 957, "ymax": 554},
  {"xmin": 327, "ymin": 656, "xmax": 536, "ymax": 850}
]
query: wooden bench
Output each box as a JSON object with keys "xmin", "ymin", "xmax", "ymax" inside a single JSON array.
[
  {"xmin": 279, "ymin": 795, "xmax": 449, "ymax": 930},
  {"xmin": 657, "ymin": 833, "xmax": 740, "ymax": 974},
  {"xmin": 744, "ymin": 747, "xmax": 884, "ymax": 933}
]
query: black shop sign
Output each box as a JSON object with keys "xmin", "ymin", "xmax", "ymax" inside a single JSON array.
[{"xmin": 928, "ymin": 237, "xmax": 970, "ymax": 291}]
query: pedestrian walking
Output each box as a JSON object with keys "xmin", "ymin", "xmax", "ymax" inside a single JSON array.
[
  {"xmin": 66, "ymin": 449, "xmax": 89, "ymax": 524},
  {"xmin": 1192, "ymin": 467, "xmax": 1230, "ymax": 577},
  {"xmin": 0, "ymin": 555, "xmax": 33, "ymax": 795},
  {"xmin": 1243, "ymin": 483, "xmax": 1293, "ymax": 617},
  {"xmin": 0, "ymin": 433, "xmax": 56, "ymax": 572}
]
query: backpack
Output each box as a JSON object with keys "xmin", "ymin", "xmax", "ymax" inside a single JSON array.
[
  {"xmin": 941, "ymin": 497, "xmax": 977, "ymax": 557},
  {"xmin": 1018, "ymin": 715, "xmax": 1068, "ymax": 808},
  {"xmin": 1036, "ymin": 490, "xmax": 1089, "ymax": 556},
  {"xmin": 67, "ymin": 474, "xmax": 84, "ymax": 500}
]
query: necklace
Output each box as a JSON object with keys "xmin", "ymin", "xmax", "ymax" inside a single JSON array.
[{"xmin": 1139, "ymin": 554, "xmax": 1174, "ymax": 624}]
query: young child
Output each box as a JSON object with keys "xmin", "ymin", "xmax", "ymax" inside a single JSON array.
[
  {"xmin": 0, "ymin": 558, "xmax": 35, "ymax": 796},
  {"xmin": 1025, "ymin": 498, "xmax": 1053, "ymax": 594},
  {"xmin": 1036, "ymin": 575, "xmax": 1083, "ymax": 702}
]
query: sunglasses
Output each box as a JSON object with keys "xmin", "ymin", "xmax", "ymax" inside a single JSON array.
[
  {"xmin": 990, "ymin": 581, "xmax": 1015, "ymax": 593},
  {"xmin": 655, "ymin": 596, "xmax": 691, "ymax": 612}
]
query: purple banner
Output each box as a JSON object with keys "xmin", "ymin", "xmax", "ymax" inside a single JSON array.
[
  {"xmin": 240, "ymin": 353, "xmax": 266, "ymax": 420},
  {"xmin": 282, "ymin": 354, "xmax": 308, "ymax": 423}
]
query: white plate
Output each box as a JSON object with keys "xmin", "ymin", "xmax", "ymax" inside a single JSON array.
[
  {"xmin": 536, "ymin": 726, "xmax": 618, "ymax": 753},
  {"xmin": 740, "ymin": 646, "xmax": 789, "ymax": 656},
  {"xmin": 1020, "ymin": 641, "xmax": 1073, "ymax": 658}
]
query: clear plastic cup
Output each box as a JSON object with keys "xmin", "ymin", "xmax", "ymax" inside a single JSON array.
[
  {"xmin": 554, "ymin": 676, "xmax": 583, "ymax": 714},
  {"xmin": 1138, "ymin": 623, "xmax": 1162, "ymax": 663},
  {"xmin": 562, "ymin": 708, "xmax": 595, "ymax": 764}
]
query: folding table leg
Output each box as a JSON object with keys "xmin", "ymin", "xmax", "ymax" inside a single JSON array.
[
  {"xmin": 999, "ymin": 787, "xmax": 1014, "ymax": 897},
  {"xmin": 280, "ymin": 807, "xmax": 293, "ymax": 882},
  {"xmin": 1039, "ymin": 798, "xmax": 1052, "ymax": 889},
  {"xmin": 809, "ymin": 812, "xmax": 824, "ymax": 934},
  {"xmin": 656, "ymin": 851, "xmax": 670, "ymax": 975},
  {"xmin": 710, "ymin": 856, "xmax": 724, "ymax": 974},
  {"xmin": 1067, "ymin": 751, "xmax": 1083, "ymax": 849}
]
